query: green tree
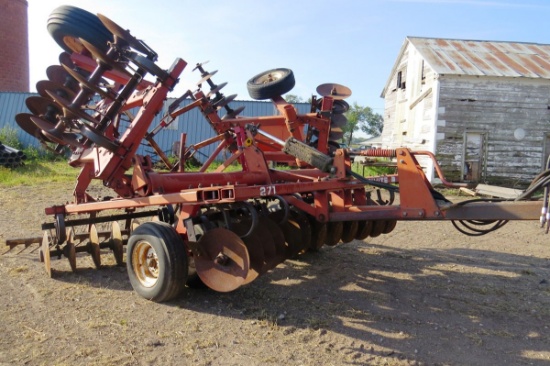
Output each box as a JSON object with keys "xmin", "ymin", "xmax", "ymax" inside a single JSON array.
[
  {"xmin": 342, "ymin": 102, "xmax": 383, "ymax": 145},
  {"xmin": 284, "ymin": 94, "xmax": 304, "ymax": 103}
]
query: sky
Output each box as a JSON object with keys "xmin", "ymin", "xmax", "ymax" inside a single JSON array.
[{"xmin": 27, "ymin": 0, "xmax": 550, "ymax": 116}]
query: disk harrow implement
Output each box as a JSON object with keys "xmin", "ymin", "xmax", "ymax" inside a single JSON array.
[{"xmin": 6, "ymin": 6, "xmax": 549, "ymax": 302}]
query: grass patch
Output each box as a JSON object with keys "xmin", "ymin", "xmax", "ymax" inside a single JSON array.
[{"xmin": 0, "ymin": 160, "xmax": 77, "ymax": 187}]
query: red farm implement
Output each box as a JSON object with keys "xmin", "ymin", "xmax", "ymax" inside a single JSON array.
[{"xmin": 6, "ymin": 6, "xmax": 549, "ymax": 302}]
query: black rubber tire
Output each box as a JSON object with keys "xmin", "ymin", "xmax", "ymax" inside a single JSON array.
[
  {"xmin": 247, "ymin": 68, "xmax": 295, "ymax": 100},
  {"xmin": 127, "ymin": 222, "xmax": 188, "ymax": 302},
  {"xmin": 47, "ymin": 5, "xmax": 113, "ymax": 54}
]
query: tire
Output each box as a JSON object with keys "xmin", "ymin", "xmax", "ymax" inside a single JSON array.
[
  {"xmin": 127, "ymin": 222, "xmax": 188, "ymax": 302},
  {"xmin": 47, "ymin": 5, "xmax": 114, "ymax": 54},
  {"xmin": 247, "ymin": 68, "xmax": 295, "ymax": 100}
]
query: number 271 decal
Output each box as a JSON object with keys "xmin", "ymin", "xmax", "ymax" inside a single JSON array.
[{"xmin": 259, "ymin": 185, "xmax": 276, "ymax": 196}]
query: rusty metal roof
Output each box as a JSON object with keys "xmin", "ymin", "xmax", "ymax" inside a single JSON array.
[
  {"xmin": 381, "ymin": 37, "xmax": 550, "ymax": 97},
  {"xmin": 409, "ymin": 37, "xmax": 550, "ymax": 78}
]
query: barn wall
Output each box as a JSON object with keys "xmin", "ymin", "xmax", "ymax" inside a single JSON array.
[
  {"xmin": 380, "ymin": 42, "xmax": 438, "ymax": 179},
  {"xmin": 435, "ymin": 76, "xmax": 550, "ymax": 185}
]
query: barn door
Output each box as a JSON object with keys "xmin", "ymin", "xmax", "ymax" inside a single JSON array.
[{"xmin": 462, "ymin": 132, "xmax": 487, "ymax": 182}]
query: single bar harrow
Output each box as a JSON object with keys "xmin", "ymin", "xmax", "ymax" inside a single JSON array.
[{"xmin": 6, "ymin": 6, "xmax": 550, "ymax": 302}]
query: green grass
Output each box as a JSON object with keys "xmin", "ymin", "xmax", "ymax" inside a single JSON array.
[{"xmin": 0, "ymin": 159, "xmax": 77, "ymax": 187}]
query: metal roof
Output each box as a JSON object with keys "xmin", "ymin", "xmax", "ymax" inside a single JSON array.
[
  {"xmin": 382, "ymin": 37, "xmax": 550, "ymax": 97},
  {"xmin": 408, "ymin": 37, "xmax": 550, "ymax": 78}
]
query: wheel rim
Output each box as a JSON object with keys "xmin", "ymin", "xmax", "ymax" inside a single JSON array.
[
  {"xmin": 254, "ymin": 70, "xmax": 286, "ymax": 85},
  {"xmin": 132, "ymin": 240, "xmax": 159, "ymax": 287}
]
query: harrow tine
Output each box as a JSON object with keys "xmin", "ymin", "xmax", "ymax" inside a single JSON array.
[{"xmin": 88, "ymin": 224, "xmax": 101, "ymax": 268}]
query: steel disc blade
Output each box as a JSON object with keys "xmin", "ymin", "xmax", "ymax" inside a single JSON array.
[
  {"xmin": 383, "ymin": 220, "xmax": 397, "ymax": 234},
  {"xmin": 97, "ymin": 14, "xmax": 151, "ymax": 55},
  {"xmin": 15, "ymin": 113, "xmax": 44, "ymax": 138},
  {"xmin": 355, "ymin": 220, "xmax": 373, "ymax": 240},
  {"xmin": 89, "ymin": 224, "xmax": 101, "ymax": 268},
  {"xmin": 30, "ymin": 116, "xmax": 81, "ymax": 147},
  {"xmin": 332, "ymin": 100, "xmax": 350, "ymax": 114},
  {"xmin": 325, "ymin": 221, "xmax": 343, "ymax": 246},
  {"xmin": 46, "ymin": 65, "xmax": 79, "ymax": 92},
  {"xmin": 316, "ymin": 83, "xmax": 352, "ymax": 100},
  {"xmin": 36, "ymin": 80, "xmax": 76, "ymax": 101},
  {"xmin": 255, "ymin": 217, "xmax": 278, "ymax": 273},
  {"xmin": 41, "ymin": 231, "xmax": 52, "ymax": 277},
  {"xmin": 331, "ymin": 113, "xmax": 348, "ymax": 128},
  {"xmin": 58, "ymin": 52, "xmax": 75, "ymax": 69},
  {"xmin": 63, "ymin": 229, "xmax": 77, "ymax": 272},
  {"xmin": 308, "ymin": 218, "xmax": 327, "ymax": 251},
  {"xmin": 369, "ymin": 220, "xmax": 386, "ymax": 238},
  {"xmin": 110, "ymin": 221, "xmax": 124, "ymax": 265},
  {"xmin": 290, "ymin": 209, "xmax": 311, "ymax": 252},
  {"xmin": 79, "ymin": 38, "xmax": 131, "ymax": 76},
  {"xmin": 230, "ymin": 221, "xmax": 263, "ymax": 284},
  {"xmin": 341, "ymin": 221, "xmax": 359, "ymax": 243},
  {"xmin": 261, "ymin": 216, "xmax": 287, "ymax": 267},
  {"xmin": 61, "ymin": 64, "xmax": 114, "ymax": 99},
  {"xmin": 195, "ymin": 228, "xmax": 249, "ymax": 292},
  {"xmin": 207, "ymin": 82, "xmax": 227, "ymax": 98},
  {"xmin": 213, "ymin": 94, "xmax": 237, "ymax": 109},
  {"xmin": 221, "ymin": 105, "xmax": 245, "ymax": 120},
  {"xmin": 329, "ymin": 127, "xmax": 344, "ymax": 141},
  {"xmin": 25, "ymin": 96, "xmax": 61, "ymax": 117},
  {"xmin": 45, "ymin": 89, "xmax": 98, "ymax": 124},
  {"xmin": 196, "ymin": 70, "xmax": 218, "ymax": 85}
]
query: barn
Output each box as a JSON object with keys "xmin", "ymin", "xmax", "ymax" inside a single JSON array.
[{"xmin": 380, "ymin": 37, "xmax": 550, "ymax": 187}]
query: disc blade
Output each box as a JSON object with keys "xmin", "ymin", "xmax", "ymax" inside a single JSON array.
[
  {"xmin": 340, "ymin": 221, "xmax": 359, "ymax": 243},
  {"xmin": 45, "ymin": 89, "xmax": 98, "ymax": 124},
  {"xmin": 196, "ymin": 70, "xmax": 218, "ymax": 85},
  {"xmin": 25, "ymin": 96, "xmax": 61, "ymax": 117},
  {"xmin": 355, "ymin": 220, "xmax": 373, "ymax": 240},
  {"xmin": 61, "ymin": 64, "xmax": 115, "ymax": 99},
  {"xmin": 195, "ymin": 228, "xmax": 249, "ymax": 292},
  {"xmin": 221, "ymin": 105, "xmax": 245, "ymax": 120},
  {"xmin": 308, "ymin": 218, "xmax": 327, "ymax": 251},
  {"xmin": 261, "ymin": 216, "xmax": 287, "ymax": 268},
  {"xmin": 331, "ymin": 113, "xmax": 348, "ymax": 128},
  {"xmin": 36, "ymin": 80, "xmax": 76, "ymax": 101},
  {"xmin": 110, "ymin": 221, "xmax": 124, "ymax": 265},
  {"xmin": 325, "ymin": 221, "xmax": 343, "ymax": 246},
  {"xmin": 89, "ymin": 224, "xmax": 101, "ymax": 268},
  {"xmin": 41, "ymin": 231, "xmax": 52, "ymax": 278},
  {"xmin": 79, "ymin": 38, "xmax": 131, "ymax": 77},
  {"xmin": 316, "ymin": 83, "xmax": 352, "ymax": 100},
  {"xmin": 97, "ymin": 14, "xmax": 151, "ymax": 55}
]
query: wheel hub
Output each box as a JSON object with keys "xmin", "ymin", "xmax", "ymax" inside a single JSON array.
[{"xmin": 133, "ymin": 240, "xmax": 159, "ymax": 287}]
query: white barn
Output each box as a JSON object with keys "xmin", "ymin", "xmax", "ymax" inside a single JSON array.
[{"xmin": 380, "ymin": 37, "xmax": 550, "ymax": 186}]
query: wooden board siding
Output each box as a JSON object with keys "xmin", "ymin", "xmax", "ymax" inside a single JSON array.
[{"xmin": 435, "ymin": 76, "xmax": 550, "ymax": 185}]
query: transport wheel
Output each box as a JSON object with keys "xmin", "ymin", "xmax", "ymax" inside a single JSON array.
[
  {"xmin": 127, "ymin": 222, "xmax": 188, "ymax": 302},
  {"xmin": 47, "ymin": 5, "xmax": 113, "ymax": 54},
  {"xmin": 247, "ymin": 68, "xmax": 295, "ymax": 100}
]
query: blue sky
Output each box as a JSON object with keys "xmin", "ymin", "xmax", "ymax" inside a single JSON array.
[{"xmin": 28, "ymin": 0, "xmax": 550, "ymax": 115}]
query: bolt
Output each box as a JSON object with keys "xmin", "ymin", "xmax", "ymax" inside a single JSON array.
[
  {"xmin": 418, "ymin": 211, "xmax": 423, "ymax": 217},
  {"xmin": 403, "ymin": 212, "xmax": 408, "ymax": 217},
  {"xmin": 400, "ymin": 159, "xmax": 405, "ymax": 164},
  {"xmin": 434, "ymin": 211, "xmax": 440, "ymax": 217}
]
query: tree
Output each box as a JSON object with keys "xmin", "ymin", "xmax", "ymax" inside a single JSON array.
[
  {"xmin": 342, "ymin": 102, "xmax": 383, "ymax": 145},
  {"xmin": 284, "ymin": 94, "xmax": 305, "ymax": 103}
]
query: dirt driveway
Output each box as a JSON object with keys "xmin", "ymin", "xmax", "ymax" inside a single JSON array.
[{"xmin": 1, "ymin": 182, "xmax": 549, "ymax": 365}]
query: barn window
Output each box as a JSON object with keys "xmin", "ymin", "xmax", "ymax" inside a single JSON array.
[{"xmin": 396, "ymin": 71, "xmax": 406, "ymax": 90}]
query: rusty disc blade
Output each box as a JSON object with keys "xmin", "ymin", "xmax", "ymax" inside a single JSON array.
[
  {"xmin": 325, "ymin": 221, "xmax": 343, "ymax": 246},
  {"xmin": 261, "ymin": 216, "xmax": 287, "ymax": 267},
  {"xmin": 63, "ymin": 229, "xmax": 77, "ymax": 272},
  {"xmin": 383, "ymin": 220, "xmax": 397, "ymax": 234},
  {"xmin": 15, "ymin": 113, "xmax": 47, "ymax": 140},
  {"xmin": 341, "ymin": 221, "xmax": 359, "ymax": 243},
  {"xmin": 61, "ymin": 64, "xmax": 114, "ymax": 100},
  {"xmin": 221, "ymin": 105, "xmax": 245, "ymax": 120},
  {"xmin": 329, "ymin": 127, "xmax": 344, "ymax": 141},
  {"xmin": 332, "ymin": 99, "xmax": 350, "ymax": 114},
  {"xmin": 196, "ymin": 70, "xmax": 218, "ymax": 85},
  {"xmin": 331, "ymin": 113, "xmax": 348, "ymax": 128},
  {"xmin": 59, "ymin": 52, "xmax": 75, "ymax": 69},
  {"xmin": 230, "ymin": 221, "xmax": 263, "ymax": 284},
  {"xmin": 36, "ymin": 80, "xmax": 76, "ymax": 101},
  {"xmin": 316, "ymin": 83, "xmax": 352, "ymax": 100},
  {"xmin": 256, "ymin": 217, "xmax": 279, "ymax": 273},
  {"xmin": 79, "ymin": 38, "xmax": 131, "ymax": 77},
  {"xmin": 25, "ymin": 96, "xmax": 62, "ymax": 117},
  {"xmin": 213, "ymin": 94, "xmax": 237, "ymax": 109},
  {"xmin": 280, "ymin": 217, "xmax": 305, "ymax": 259},
  {"xmin": 88, "ymin": 224, "xmax": 101, "ymax": 268},
  {"xmin": 308, "ymin": 218, "xmax": 327, "ymax": 251},
  {"xmin": 290, "ymin": 209, "xmax": 311, "ymax": 253},
  {"xmin": 369, "ymin": 220, "xmax": 386, "ymax": 238},
  {"xmin": 97, "ymin": 14, "xmax": 151, "ymax": 55},
  {"xmin": 29, "ymin": 116, "xmax": 82, "ymax": 147},
  {"xmin": 45, "ymin": 89, "xmax": 98, "ymax": 124},
  {"xmin": 207, "ymin": 82, "xmax": 227, "ymax": 98},
  {"xmin": 41, "ymin": 231, "xmax": 52, "ymax": 277},
  {"xmin": 110, "ymin": 221, "xmax": 124, "ymax": 266},
  {"xmin": 355, "ymin": 220, "xmax": 373, "ymax": 240},
  {"xmin": 195, "ymin": 228, "xmax": 249, "ymax": 292}
]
